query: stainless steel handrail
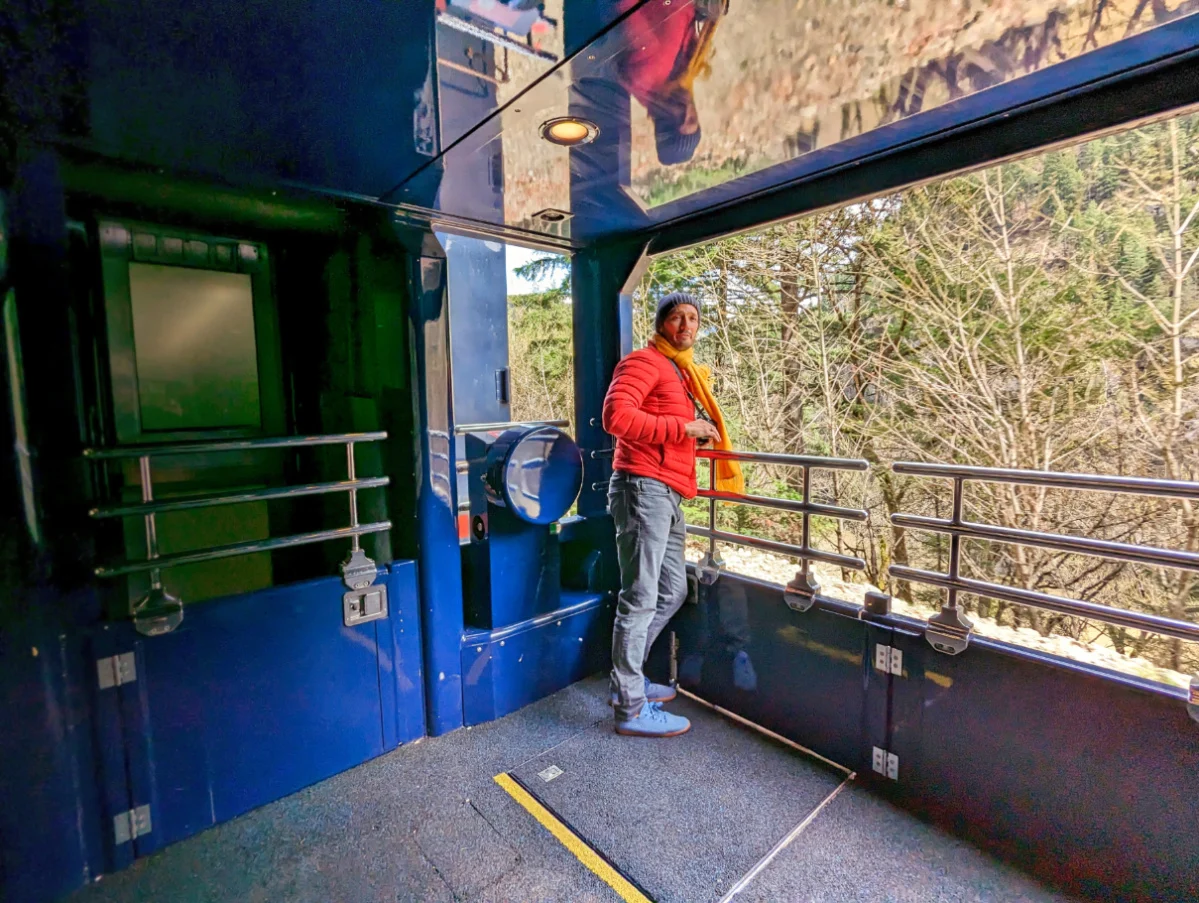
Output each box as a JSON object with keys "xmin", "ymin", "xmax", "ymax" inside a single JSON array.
[
  {"xmin": 454, "ymin": 420, "xmax": 569, "ymax": 435},
  {"xmin": 891, "ymin": 514, "xmax": 1199, "ymax": 573},
  {"xmin": 89, "ymin": 477, "xmax": 391, "ymax": 519},
  {"xmin": 892, "ymin": 461, "xmax": 1199, "ymax": 500},
  {"xmin": 698, "ymin": 489, "xmax": 867, "ymax": 523},
  {"xmin": 96, "ymin": 522, "xmax": 393, "ymax": 578},
  {"xmin": 703, "ymin": 450, "xmax": 870, "ymax": 471},
  {"xmin": 692, "ymin": 449, "xmax": 869, "ymax": 608},
  {"xmin": 83, "ymin": 431, "xmax": 387, "ymax": 459},
  {"xmin": 686, "ymin": 524, "xmax": 866, "ymax": 571},
  {"xmin": 889, "ymin": 565, "xmax": 1199, "ymax": 644},
  {"xmin": 88, "ymin": 431, "xmax": 391, "ymax": 636},
  {"xmin": 889, "ymin": 461, "xmax": 1199, "ymax": 656}
]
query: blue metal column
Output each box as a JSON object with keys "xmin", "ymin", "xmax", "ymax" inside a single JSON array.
[
  {"xmin": 399, "ymin": 227, "xmax": 465, "ymax": 736},
  {"xmin": 571, "ymin": 241, "xmax": 647, "ymax": 518},
  {"xmin": 1, "ymin": 149, "xmax": 106, "ymax": 902}
]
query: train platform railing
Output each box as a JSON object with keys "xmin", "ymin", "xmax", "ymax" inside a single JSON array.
[
  {"xmin": 888, "ymin": 462, "xmax": 1199, "ymax": 721},
  {"xmin": 84, "ymin": 431, "xmax": 391, "ymax": 636},
  {"xmin": 648, "ymin": 448, "xmax": 1199, "ymax": 720},
  {"xmin": 687, "ymin": 449, "xmax": 870, "ymax": 614}
]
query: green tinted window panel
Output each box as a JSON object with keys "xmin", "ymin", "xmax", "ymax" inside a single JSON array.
[
  {"xmin": 99, "ymin": 220, "xmax": 283, "ymax": 443},
  {"xmin": 128, "ymin": 262, "xmax": 261, "ymax": 431}
]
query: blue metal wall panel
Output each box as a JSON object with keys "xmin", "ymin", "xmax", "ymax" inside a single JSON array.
[
  {"xmin": 0, "ymin": 600, "xmax": 104, "ymax": 903},
  {"xmin": 461, "ymin": 591, "xmax": 613, "ymax": 726},
  {"xmin": 664, "ymin": 573, "xmax": 870, "ymax": 771},
  {"xmin": 89, "ymin": 625, "xmax": 138, "ymax": 877},
  {"xmin": 382, "ymin": 561, "xmax": 427, "ymax": 747},
  {"xmin": 571, "ymin": 242, "xmax": 647, "ymax": 518},
  {"xmin": 887, "ymin": 628, "xmax": 1199, "ymax": 903},
  {"xmin": 110, "ymin": 571, "xmax": 402, "ymax": 855}
]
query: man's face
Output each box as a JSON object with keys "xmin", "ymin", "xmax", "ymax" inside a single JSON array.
[{"xmin": 660, "ymin": 304, "xmax": 699, "ymax": 351}]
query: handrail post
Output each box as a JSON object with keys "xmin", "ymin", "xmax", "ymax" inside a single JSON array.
[
  {"xmin": 784, "ymin": 464, "xmax": 821, "ymax": 612},
  {"xmin": 140, "ymin": 456, "xmax": 160, "ymax": 589},
  {"xmin": 340, "ymin": 439, "xmax": 379, "ymax": 591},
  {"xmin": 131, "ymin": 455, "xmax": 183, "ymax": 636},
  {"xmin": 925, "ymin": 476, "xmax": 974, "ymax": 655},
  {"xmin": 346, "ymin": 441, "xmax": 360, "ymax": 553},
  {"xmin": 697, "ymin": 453, "xmax": 723, "ymax": 585}
]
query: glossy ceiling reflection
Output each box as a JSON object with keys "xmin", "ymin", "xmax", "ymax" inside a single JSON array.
[{"xmin": 393, "ymin": 0, "xmax": 1199, "ymax": 245}]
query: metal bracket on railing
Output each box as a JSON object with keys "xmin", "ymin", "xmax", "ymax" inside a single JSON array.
[
  {"xmin": 925, "ymin": 605, "xmax": 974, "ymax": 656},
  {"xmin": 784, "ymin": 566, "xmax": 820, "ymax": 613},
  {"xmin": 1188, "ymin": 676, "xmax": 1199, "ymax": 725},
  {"xmin": 863, "ymin": 590, "xmax": 892, "ymax": 619},
  {"xmin": 133, "ymin": 586, "xmax": 184, "ymax": 637},
  {"xmin": 697, "ymin": 551, "xmax": 723, "ymax": 586}
]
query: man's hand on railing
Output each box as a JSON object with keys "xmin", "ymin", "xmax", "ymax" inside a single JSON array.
[{"xmin": 684, "ymin": 420, "xmax": 721, "ymax": 444}]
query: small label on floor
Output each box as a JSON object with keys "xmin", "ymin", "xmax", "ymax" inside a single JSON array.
[{"xmin": 538, "ymin": 765, "xmax": 564, "ymax": 783}]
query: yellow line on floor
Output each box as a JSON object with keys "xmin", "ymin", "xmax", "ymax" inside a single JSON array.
[{"xmin": 493, "ymin": 772, "xmax": 652, "ymax": 903}]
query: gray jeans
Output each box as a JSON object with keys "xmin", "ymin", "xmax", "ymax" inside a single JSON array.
[{"xmin": 608, "ymin": 472, "xmax": 688, "ymax": 720}]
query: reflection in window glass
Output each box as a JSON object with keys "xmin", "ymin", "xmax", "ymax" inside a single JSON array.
[
  {"xmin": 128, "ymin": 262, "xmax": 261, "ymax": 431},
  {"xmin": 630, "ymin": 0, "xmax": 1198, "ymax": 208}
]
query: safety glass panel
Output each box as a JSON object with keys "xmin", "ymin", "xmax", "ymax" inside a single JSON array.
[{"xmin": 397, "ymin": 0, "xmax": 1198, "ymax": 241}]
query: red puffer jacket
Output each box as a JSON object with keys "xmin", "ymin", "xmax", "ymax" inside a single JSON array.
[{"xmin": 602, "ymin": 347, "xmax": 698, "ymax": 499}]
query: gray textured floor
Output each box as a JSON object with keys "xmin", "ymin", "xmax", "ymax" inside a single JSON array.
[
  {"xmin": 70, "ymin": 675, "xmax": 1083, "ymax": 903},
  {"xmin": 740, "ymin": 783, "xmax": 1081, "ymax": 903},
  {"xmin": 505, "ymin": 696, "xmax": 843, "ymax": 903},
  {"xmin": 72, "ymin": 676, "xmax": 621, "ymax": 903}
]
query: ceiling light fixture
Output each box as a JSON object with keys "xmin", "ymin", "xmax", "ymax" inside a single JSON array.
[{"xmin": 539, "ymin": 117, "xmax": 599, "ymax": 147}]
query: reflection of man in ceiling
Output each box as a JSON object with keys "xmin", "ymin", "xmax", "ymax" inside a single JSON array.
[{"xmin": 613, "ymin": 0, "xmax": 724, "ymax": 165}]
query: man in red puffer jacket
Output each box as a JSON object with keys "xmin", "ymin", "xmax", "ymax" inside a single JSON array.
[{"xmin": 602, "ymin": 292, "xmax": 723, "ymax": 737}]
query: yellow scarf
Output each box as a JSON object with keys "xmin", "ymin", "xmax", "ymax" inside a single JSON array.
[{"xmin": 651, "ymin": 335, "xmax": 745, "ymax": 494}]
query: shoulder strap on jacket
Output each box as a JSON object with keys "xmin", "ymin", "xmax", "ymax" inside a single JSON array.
[{"xmin": 665, "ymin": 357, "xmax": 708, "ymax": 422}]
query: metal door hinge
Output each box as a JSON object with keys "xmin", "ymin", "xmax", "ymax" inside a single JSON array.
[
  {"xmin": 871, "ymin": 746, "xmax": 899, "ymax": 781},
  {"xmin": 873, "ymin": 643, "xmax": 903, "ymax": 677},
  {"xmin": 97, "ymin": 653, "xmax": 137, "ymax": 689},
  {"xmin": 113, "ymin": 805, "xmax": 151, "ymax": 844}
]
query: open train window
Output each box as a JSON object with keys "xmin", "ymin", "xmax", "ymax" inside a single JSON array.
[{"xmin": 98, "ymin": 220, "xmax": 283, "ymax": 442}]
